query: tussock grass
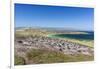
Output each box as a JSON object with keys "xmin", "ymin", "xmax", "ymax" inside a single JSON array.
[
  {"xmin": 14, "ymin": 49, "xmax": 93, "ymax": 65},
  {"xmin": 26, "ymin": 49, "xmax": 94, "ymax": 64},
  {"xmin": 14, "ymin": 55, "xmax": 26, "ymax": 65}
]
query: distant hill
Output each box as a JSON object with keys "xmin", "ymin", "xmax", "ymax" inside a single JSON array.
[{"xmin": 15, "ymin": 27, "xmax": 94, "ymax": 33}]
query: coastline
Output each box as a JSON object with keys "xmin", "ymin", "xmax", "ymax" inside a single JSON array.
[{"xmin": 47, "ymin": 34, "xmax": 94, "ymax": 48}]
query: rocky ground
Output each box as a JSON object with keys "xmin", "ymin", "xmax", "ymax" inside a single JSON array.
[{"xmin": 15, "ymin": 36, "xmax": 93, "ymax": 58}]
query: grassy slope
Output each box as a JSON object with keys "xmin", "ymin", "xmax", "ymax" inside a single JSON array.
[
  {"xmin": 15, "ymin": 49, "xmax": 94, "ymax": 65},
  {"xmin": 15, "ymin": 55, "xmax": 26, "ymax": 65}
]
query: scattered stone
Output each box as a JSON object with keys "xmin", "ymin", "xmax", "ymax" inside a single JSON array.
[{"xmin": 15, "ymin": 36, "xmax": 93, "ymax": 56}]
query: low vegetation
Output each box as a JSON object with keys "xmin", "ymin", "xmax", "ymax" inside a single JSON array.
[
  {"xmin": 26, "ymin": 49, "xmax": 93, "ymax": 64},
  {"xmin": 14, "ymin": 55, "xmax": 26, "ymax": 65},
  {"xmin": 15, "ymin": 28, "xmax": 94, "ymax": 65},
  {"xmin": 15, "ymin": 49, "xmax": 93, "ymax": 65}
]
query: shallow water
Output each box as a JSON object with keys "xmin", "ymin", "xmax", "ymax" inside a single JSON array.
[{"xmin": 50, "ymin": 32, "xmax": 94, "ymax": 40}]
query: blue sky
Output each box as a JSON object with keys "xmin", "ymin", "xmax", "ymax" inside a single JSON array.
[{"xmin": 15, "ymin": 3, "xmax": 94, "ymax": 31}]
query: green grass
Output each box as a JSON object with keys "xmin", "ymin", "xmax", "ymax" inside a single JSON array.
[
  {"xmin": 26, "ymin": 49, "xmax": 94, "ymax": 64},
  {"xmin": 15, "ymin": 49, "xmax": 93, "ymax": 65},
  {"xmin": 14, "ymin": 55, "xmax": 26, "ymax": 65}
]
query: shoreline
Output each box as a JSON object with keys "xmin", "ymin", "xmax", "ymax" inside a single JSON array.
[{"xmin": 47, "ymin": 34, "xmax": 94, "ymax": 48}]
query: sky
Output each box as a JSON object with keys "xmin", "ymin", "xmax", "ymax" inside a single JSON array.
[{"xmin": 15, "ymin": 3, "xmax": 94, "ymax": 31}]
